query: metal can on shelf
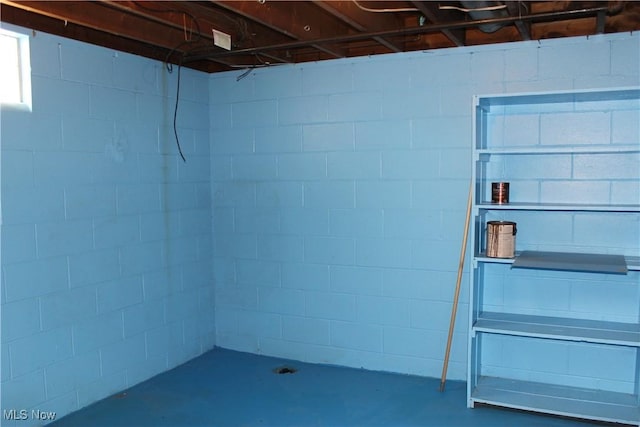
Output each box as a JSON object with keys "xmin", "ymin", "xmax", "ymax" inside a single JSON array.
[
  {"xmin": 486, "ymin": 221, "xmax": 517, "ymax": 258},
  {"xmin": 491, "ymin": 182, "xmax": 509, "ymax": 204}
]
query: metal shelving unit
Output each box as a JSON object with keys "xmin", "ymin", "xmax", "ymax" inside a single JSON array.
[{"xmin": 467, "ymin": 87, "xmax": 640, "ymax": 425}]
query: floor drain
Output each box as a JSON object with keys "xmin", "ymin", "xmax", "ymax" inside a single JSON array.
[{"xmin": 273, "ymin": 366, "xmax": 297, "ymax": 374}]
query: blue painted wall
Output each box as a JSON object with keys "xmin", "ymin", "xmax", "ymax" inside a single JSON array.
[
  {"xmin": 209, "ymin": 32, "xmax": 639, "ymax": 381},
  {"xmin": 1, "ymin": 25, "xmax": 213, "ymax": 425}
]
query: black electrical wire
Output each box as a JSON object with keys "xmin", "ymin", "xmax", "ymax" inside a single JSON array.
[
  {"xmin": 172, "ymin": 56, "xmax": 186, "ymax": 163},
  {"xmin": 236, "ymin": 66, "xmax": 255, "ymax": 81},
  {"xmin": 133, "ymin": 1, "xmax": 203, "ymax": 163},
  {"xmin": 162, "ymin": 40, "xmax": 195, "ymax": 164},
  {"xmin": 131, "ymin": 2, "xmax": 275, "ymax": 159},
  {"xmin": 236, "ymin": 53, "xmax": 273, "ymax": 81}
]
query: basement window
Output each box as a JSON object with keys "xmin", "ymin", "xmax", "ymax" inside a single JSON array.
[{"xmin": 0, "ymin": 28, "xmax": 31, "ymax": 110}]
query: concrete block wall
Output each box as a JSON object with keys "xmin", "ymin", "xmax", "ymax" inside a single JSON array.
[
  {"xmin": 1, "ymin": 25, "xmax": 213, "ymax": 425},
  {"xmin": 209, "ymin": 33, "xmax": 639, "ymax": 380}
]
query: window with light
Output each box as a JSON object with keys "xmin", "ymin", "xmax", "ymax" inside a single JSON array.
[{"xmin": 1, "ymin": 28, "xmax": 31, "ymax": 110}]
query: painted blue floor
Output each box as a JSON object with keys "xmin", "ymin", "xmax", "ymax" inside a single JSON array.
[{"xmin": 51, "ymin": 348, "xmax": 601, "ymax": 427}]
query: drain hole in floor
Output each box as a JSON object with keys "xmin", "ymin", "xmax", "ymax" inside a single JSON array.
[{"xmin": 273, "ymin": 366, "xmax": 297, "ymax": 374}]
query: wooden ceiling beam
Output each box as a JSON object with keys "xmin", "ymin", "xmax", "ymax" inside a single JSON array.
[
  {"xmin": 506, "ymin": 1, "xmax": 532, "ymax": 40},
  {"xmin": 2, "ymin": 0, "xmax": 264, "ymax": 69},
  {"xmin": 212, "ymin": 0, "xmax": 350, "ymax": 58},
  {"xmin": 3, "ymin": 1, "xmax": 637, "ymax": 74},
  {"xmin": 0, "ymin": 1, "xmax": 251, "ymax": 70},
  {"xmin": 0, "ymin": 2, "xmax": 215, "ymax": 71},
  {"xmin": 102, "ymin": 1, "xmax": 292, "ymax": 67},
  {"xmin": 129, "ymin": 1, "xmax": 242, "ymax": 37},
  {"xmin": 185, "ymin": 5, "xmax": 611, "ymax": 62},
  {"xmin": 2, "ymin": 1, "xmax": 211, "ymax": 54},
  {"xmin": 411, "ymin": 1, "xmax": 465, "ymax": 47},
  {"xmin": 114, "ymin": 1, "xmax": 292, "ymax": 55},
  {"xmin": 312, "ymin": 1, "xmax": 403, "ymax": 53},
  {"xmin": 102, "ymin": 1, "xmax": 213, "ymax": 44}
]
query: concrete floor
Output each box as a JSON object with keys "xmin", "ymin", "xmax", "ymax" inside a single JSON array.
[{"xmin": 50, "ymin": 348, "xmax": 600, "ymax": 427}]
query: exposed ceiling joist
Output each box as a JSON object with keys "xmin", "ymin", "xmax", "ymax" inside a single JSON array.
[
  {"xmin": 506, "ymin": 1, "xmax": 532, "ymax": 40},
  {"xmin": 313, "ymin": 1, "xmax": 403, "ymax": 53},
  {"xmin": 1, "ymin": 1, "xmax": 638, "ymax": 74},
  {"xmin": 411, "ymin": 1, "xmax": 465, "ymax": 47},
  {"xmin": 3, "ymin": 1, "xmax": 185, "ymax": 48},
  {"xmin": 213, "ymin": 0, "xmax": 349, "ymax": 59},
  {"xmin": 184, "ymin": 5, "xmax": 613, "ymax": 63}
]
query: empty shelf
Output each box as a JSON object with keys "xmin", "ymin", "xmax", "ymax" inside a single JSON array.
[
  {"xmin": 475, "ymin": 254, "xmax": 640, "ymax": 271},
  {"xmin": 475, "ymin": 202, "xmax": 640, "ymax": 212},
  {"xmin": 512, "ymin": 251, "xmax": 628, "ymax": 274},
  {"xmin": 474, "ymin": 312, "xmax": 640, "ymax": 346},
  {"xmin": 471, "ymin": 376, "xmax": 639, "ymax": 425}
]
